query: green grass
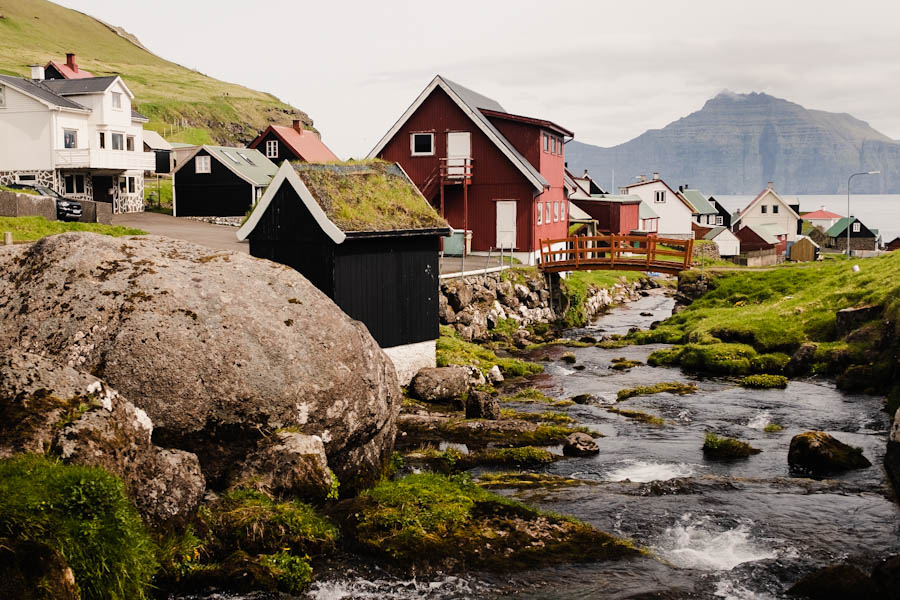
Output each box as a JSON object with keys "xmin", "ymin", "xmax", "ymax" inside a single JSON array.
[
  {"xmin": 616, "ymin": 381, "xmax": 697, "ymax": 401},
  {"xmin": 647, "ymin": 343, "xmax": 790, "ymax": 376},
  {"xmin": 0, "ymin": 184, "xmax": 39, "ymax": 195},
  {"xmin": 740, "ymin": 374, "xmax": 789, "ymax": 389},
  {"xmin": 0, "ymin": 216, "xmax": 146, "ymax": 241},
  {"xmin": 0, "ymin": 454, "xmax": 156, "ymax": 600},
  {"xmin": 559, "ymin": 271, "xmax": 644, "ymax": 327},
  {"xmin": 437, "ymin": 325, "xmax": 543, "ymax": 377},
  {"xmin": 143, "ymin": 176, "xmax": 173, "ymax": 208},
  {"xmin": 764, "ymin": 423, "xmax": 783, "ymax": 433},
  {"xmin": 0, "ymin": 0, "xmax": 313, "ymax": 145},
  {"xmin": 500, "ymin": 387, "xmax": 555, "ymax": 403}
]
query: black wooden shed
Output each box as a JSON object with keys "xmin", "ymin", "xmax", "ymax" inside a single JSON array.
[
  {"xmin": 237, "ymin": 161, "xmax": 450, "ymax": 363},
  {"xmin": 174, "ymin": 146, "xmax": 278, "ymax": 217}
]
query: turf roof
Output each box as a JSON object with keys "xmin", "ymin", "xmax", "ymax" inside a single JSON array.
[{"xmin": 293, "ymin": 160, "xmax": 448, "ymax": 233}]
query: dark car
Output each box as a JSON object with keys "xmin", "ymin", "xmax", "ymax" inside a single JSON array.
[{"xmin": 6, "ymin": 183, "xmax": 83, "ymax": 221}]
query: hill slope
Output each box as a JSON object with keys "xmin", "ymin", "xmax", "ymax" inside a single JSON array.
[
  {"xmin": 0, "ymin": 0, "xmax": 314, "ymax": 145},
  {"xmin": 567, "ymin": 92, "xmax": 900, "ymax": 195}
]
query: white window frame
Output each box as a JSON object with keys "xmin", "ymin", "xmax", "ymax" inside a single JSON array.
[
  {"xmin": 852, "ymin": 222, "xmax": 861, "ymax": 233},
  {"xmin": 716, "ymin": 215, "xmax": 724, "ymax": 225},
  {"xmin": 654, "ymin": 190, "xmax": 666, "ymax": 203},
  {"xmin": 99, "ymin": 131, "xmax": 106, "ymax": 149},
  {"xmin": 0, "ymin": 85, "xmax": 5, "ymax": 108},
  {"xmin": 128, "ymin": 177, "xmax": 136, "ymax": 194},
  {"xmin": 410, "ymin": 133, "xmax": 434, "ymax": 156},
  {"xmin": 761, "ymin": 205, "xmax": 768, "ymax": 214},
  {"xmin": 63, "ymin": 129, "xmax": 78, "ymax": 149},
  {"xmin": 111, "ymin": 92, "xmax": 122, "ymax": 110},
  {"xmin": 195, "ymin": 155, "xmax": 211, "ymax": 174},
  {"xmin": 544, "ymin": 203, "xmax": 550, "ymax": 223},
  {"xmin": 536, "ymin": 202, "xmax": 543, "ymax": 225},
  {"xmin": 772, "ymin": 204, "xmax": 779, "ymax": 214},
  {"xmin": 560, "ymin": 201, "xmax": 566, "ymax": 220},
  {"xmin": 553, "ymin": 201, "xmax": 559, "ymax": 222},
  {"xmin": 111, "ymin": 133, "xmax": 124, "ymax": 151},
  {"xmin": 64, "ymin": 174, "xmax": 85, "ymax": 195},
  {"xmin": 266, "ymin": 139, "xmax": 278, "ymax": 159},
  {"xmin": 126, "ymin": 136, "xmax": 135, "ymax": 152},
  {"xmin": 543, "ymin": 134, "xmax": 549, "ymax": 153}
]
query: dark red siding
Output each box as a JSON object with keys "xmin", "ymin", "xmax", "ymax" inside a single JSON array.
[
  {"xmin": 571, "ymin": 200, "xmax": 639, "ymax": 235},
  {"xmin": 617, "ymin": 203, "xmax": 640, "ymax": 234},
  {"xmin": 735, "ymin": 227, "xmax": 775, "ymax": 252},
  {"xmin": 378, "ymin": 88, "xmax": 569, "ymax": 252}
]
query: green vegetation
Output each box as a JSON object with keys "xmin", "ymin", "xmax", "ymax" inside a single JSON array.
[
  {"xmin": 0, "ymin": 184, "xmax": 39, "ymax": 195},
  {"xmin": 607, "ymin": 407, "xmax": 665, "ymax": 425},
  {"xmin": 702, "ymin": 433, "xmax": 761, "ymax": 460},
  {"xmin": 295, "ymin": 161, "xmax": 446, "ymax": 232},
  {"xmin": 143, "ymin": 177, "xmax": 173, "ymax": 211},
  {"xmin": 559, "ymin": 272, "xmax": 644, "ymax": 327},
  {"xmin": 258, "ymin": 551, "xmax": 313, "ymax": 595},
  {"xmin": 501, "ymin": 387, "xmax": 555, "ymax": 403},
  {"xmin": 0, "ymin": 0, "xmax": 312, "ymax": 145},
  {"xmin": 560, "ymin": 352, "xmax": 577, "ymax": 363},
  {"xmin": 406, "ymin": 446, "xmax": 555, "ymax": 473},
  {"xmin": 616, "ymin": 381, "xmax": 698, "ymax": 401},
  {"xmin": 501, "ymin": 409, "xmax": 574, "ymax": 424},
  {"xmin": 764, "ymin": 423, "xmax": 783, "ymax": 433},
  {"xmin": 477, "ymin": 472, "xmax": 583, "ymax": 489},
  {"xmin": 610, "ymin": 357, "xmax": 643, "ymax": 370},
  {"xmin": 0, "ymin": 216, "xmax": 145, "ymax": 242},
  {"xmin": 437, "ymin": 326, "xmax": 543, "ymax": 377},
  {"xmin": 0, "ymin": 455, "xmax": 156, "ymax": 600},
  {"xmin": 740, "ymin": 374, "xmax": 789, "ymax": 389},
  {"xmin": 348, "ymin": 473, "xmax": 639, "ymax": 571},
  {"xmin": 647, "ymin": 343, "xmax": 790, "ymax": 376},
  {"xmin": 401, "ymin": 417, "xmax": 596, "ymax": 447}
]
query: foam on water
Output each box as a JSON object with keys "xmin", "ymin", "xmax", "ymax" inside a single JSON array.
[
  {"xmin": 654, "ymin": 514, "xmax": 776, "ymax": 570},
  {"xmin": 746, "ymin": 411, "xmax": 772, "ymax": 430},
  {"xmin": 605, "ymin": 460, "xmax": 702, "ymax": 482},
  {"xmin": 305, "ymin": 575, "xmax": 489, "ymax": 600}
]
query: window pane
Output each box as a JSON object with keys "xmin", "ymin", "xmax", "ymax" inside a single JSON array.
[
  {"xmin": 543, "ymin": 135, "xmax": 549, "ymax": 151},
  {"xmin": 266, "ymin": 140, "xmax": 278, "ymax": 158},
  {"xmin": 536, "ymin": 203, "xmax": 542, "ymax": 225},
  {"xmin": 112, "ymin": 134, "xmax": 123, "ymax": 150},
  {"xmin": 128, "ymin": 177, "xmax": 135, "ymax": 193},
  {"xmin": 112, "ymin": 93, "xmax": 121, "ymax": 109},
  {"xmin": 64, "ymin": 130, "xmax": 76, "ymax": 149},
  {"xmin": 413, "ymin": 134, "xmax": 432, "ymax": 154},
  {"xmin": 99, "ymin": 132, "xmax": 105, "ymax": 149},
  {"xmin": 126, "ymin": 137, "xmax": 134, "ymax": 152},
  {"xmin": 64, "ymin": 175, "xmax": 74, "ymax": 194},
  {"xmin": 76, "ymin": 175, "xmax": 85, "ymax": 194}
]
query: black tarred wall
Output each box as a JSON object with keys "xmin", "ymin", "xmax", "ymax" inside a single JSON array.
[{"xmin": 176, "ymin": 149, "xmax": 253, "ymax": 216}]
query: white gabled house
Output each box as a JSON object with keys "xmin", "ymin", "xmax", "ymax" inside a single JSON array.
[
  {"xmin": 621, "ymin": 174, "xmax": 695, "ymax": 237},
  {"xmin": 0, "ymin": 66, "xmax": 154, "ymax": 213},
  {"xmin": 731, "ymin": 183, "xmax": 802, "ymax": 244}
]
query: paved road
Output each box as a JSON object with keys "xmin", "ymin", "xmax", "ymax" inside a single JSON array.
[{"xmin": 112, "ymin": 212, "xmax": 248, "ymax": 253}]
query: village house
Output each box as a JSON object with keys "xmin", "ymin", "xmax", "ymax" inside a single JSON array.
[
  {"xmin": 734, "ymin": 224, "xmax": 781, "ymax": 266},
  {"xmin": 802, "ymin": 207, "xmax": 843, "ymax": 231},
  {"xmin": 620, "ymin": 174, "xmax": 695, "ymax": 237},
  {"xmin": 172, "ymin": 145, "xmax": 277, "ymax": 217},
  {"xmin": 730, "ymin": 183, "xmax": 802, "ymax": 248},
  {"xmin": 692, "ymin": 223, "xmax": 739, "ymax": 257},
  {"xmin": 886, "ymin": 237, "xmax": 900, "ymax": 252},
  {"xmin": 0, "ymin": 66, "xmax": 154, "ymax": 213},
  {"xmin": 570, "ymin": 194, "xmax": 640, "ymax": 235},
  {"xmin": 236, "ymin": 160, "xmax": 450, "ymax": 383},
  {"xmin": 707, "ymin": 194, "xmax": 732, "ymax": 228},
  {"xmin": 367, "ymin": 75, "xmax": 571, "ymax": 264},
  {"xmin": 637, "ymin": 201, "xmax": 660, "ymax": 234},
  {"xmin": 680, "ymin": 187, "xmax": 720, "ymax": 226},
  {"xmin": 825, "ymin": 217, "xmax": 878, "ymax": 253},
  {"xmin": 573, "ymin": 169, "xmax": 606, "ymax": 195},
  {"xmin": 563, "ymin": 170, "xmax": 598, "ymax": 236},
  {"xmin": 44, "ymin": 53, "xmax": 93, "ymax": 80},
  {"xmin": 248, "ymin": 120, "xmax": 339, "ymax": 164},
  {"xmin": 789, "ymin": 236, "xmax": 820, "ymax": 262}
]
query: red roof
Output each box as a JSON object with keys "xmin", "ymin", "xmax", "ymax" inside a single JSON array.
[
  {"xmin": 801, "ymin": 209, "xmax": 843, "ymax": 219},
  {"xmin": 45, "ymin": 60, "xmax": 94, "ymax": 79},
  {"xmin": 251, "ymin": 125, "xmax": 339, "ymax": 163}
]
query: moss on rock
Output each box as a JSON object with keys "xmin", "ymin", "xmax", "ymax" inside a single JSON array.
[
  {"xmin": 607, "ymin": 407, "xmax": 665, "ymax": 425},
  {"xmin": 702, "ymin": 433, "xmax": 761, "ymax": 460},
  {"xmin": 740, "ymin": 374, "xmax": 789, "ymax": 389},
  {"xmin": 616, "ymin": 381, "xmax": 697, "ymax": 401}
]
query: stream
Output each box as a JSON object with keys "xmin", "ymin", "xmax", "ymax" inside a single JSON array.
[{"xmin": 180, "ymin": 291, "xmax": 900, "ymax": 600}]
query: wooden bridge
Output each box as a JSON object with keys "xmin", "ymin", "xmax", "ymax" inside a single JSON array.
[{"xmin": 538, "ymin": 235, "xmax": 694, "ymax": 274}]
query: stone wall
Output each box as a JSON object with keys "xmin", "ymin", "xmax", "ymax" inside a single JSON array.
[
  {"xmin": 692, "ymin": 240, "xmax": 721, "ymax": 262},
  {"xmin": 0, "ymin": 190, "xmax": 56, "ymax": 220},
  {"xmin": 439, "ymin": 270, "xmax": 646, "ymax": 343},
  {"xmin": 832, "ymin": 236, "xmax": 878, "ymax": 252},
  {"xmin": 77, "ymin": 200, "xmax": 113, "ymax": 225}
]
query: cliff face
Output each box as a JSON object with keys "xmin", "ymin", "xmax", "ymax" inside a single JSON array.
[{"xmin": 567, "ymin": 92, "xmax": 900, "ymax": 195}]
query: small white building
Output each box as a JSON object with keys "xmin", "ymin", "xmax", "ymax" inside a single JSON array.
[
  {"xmin": 700, "ymin": 225, "xmax": 740, "ymax": 256},
  {"xmin": 0, "ymin": 67, "xmax": 153, "ymax": 213},
  {"xmin": 621, "ymin": 174, "xmax": 695, "ymax": 237},
  {"xmin": 802, "ymin": 207, "xmax": 843, "ymax": 232},
  {"xmin": 731, "ymin": 183, "xmax": 801, "ymax": 243}
]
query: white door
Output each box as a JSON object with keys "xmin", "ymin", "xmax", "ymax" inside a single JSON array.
[
  {"xmin": 496, "ymin": 200, "xmax": 517, "ymax": 250},
  {"xmin": 446, "ymin": 132, "xmax": 471, "ymax": 178}
]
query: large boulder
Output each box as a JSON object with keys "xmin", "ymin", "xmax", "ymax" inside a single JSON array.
[
  {"xmin": 465, "ymin": 390, "xmax": 500, "ymax": 420},
  {"xmin": 0, "ymin": 349, "xmax": 204, "ymax": 524},
  {"xmin": 788, "ymin": 431, "xmax": 871, "ymax": 475},
  {"xmin": 0, "ymin": 233, "xmax": 400, "ymax": 491},
  {"xmin": 785, "ymin": 342, "xmax": 817, "ymax": 376},
  {"xmin": 787, "ymin": 564, "xmax": 878, "ymax": 600},
  {"xmin": 231, "ymin": 431, "xmax": 332, "ymax": 500},
  {"xmin": 409, "ymin": 366, "xmax": 470, "ymax": 402}
]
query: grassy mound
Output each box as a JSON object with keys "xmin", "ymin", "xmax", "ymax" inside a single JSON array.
[
  {"xmin": 477, "ymin": 472, "xmax": 584, "ymax": 489},
  {"xmin": 0, "ymin": 217, "xmax": 146, "ymax": 242},
  {"xmin": 405, "ymin": 446, "xmax": 555, "ymax": 473},
  {"xmin": 437, "ymin": 326, "xmax": 542, "ymax": 377},
  {"xmin": 647, "ymin": 343, "xmax": 790, "ymax": 376},
  {"xmin": 740, "ymin": 374, "xmax": 789, "ymax": 389},
  {"xmin": 344, "ymin": 473, "xmax": 639, "ymax": 572},
  {"xmin": 559, "ymin": 272, "xmax": 643, "ymax": 327},
  {"xmin": 702, "ymin": 433, "xmax": 761, "ymax": 460},
  {"xmin": 616, "ymin": 381, "xmax": 697, "ymax": 401},
  {"xmin": 0, "ymin": 454, "xmax": 156, "ymax": 600}
]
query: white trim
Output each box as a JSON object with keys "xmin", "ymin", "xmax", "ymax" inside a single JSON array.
[
  {"xmin": 410, "ymin": 132, "xmax": 434, "ymax": 156},
  {"xmin": 732, "ymin": 188, "xmax": 801, "ymax": 226},
  {"xmin": 365, "ymin": 75, "xmax": 545, "ymax": 192},
  {"xmin": 0, "ymin": 79, "xmax": 90, "ymax": 114},
  {"xmin": 236, "ymin": 161, "xmax": 347, "ymax": 245}
]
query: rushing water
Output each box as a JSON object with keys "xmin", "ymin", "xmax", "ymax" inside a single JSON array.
[{"xmin": 182, "ymin": 291, "xmax": 899, "ymax": 600}]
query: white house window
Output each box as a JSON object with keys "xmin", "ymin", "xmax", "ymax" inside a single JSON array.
[
  {"xmin": 761, "ymin": 205, "xmax": 768, "ymax": 214},
  {"xmin": 0, "ymin": 85, "xmax": 5, "ymax": 108},
  {"xmin": 111, "ymin": 133, "xmax": 124, "ymax": 150},
  {"xmin": 536, "ymin": 203, "xmax": 543, "ymax": 225},
  {"xmin": 195, "ymin": 155, "xmax": 211, "ymax": 174},
  {"xmin": 111, "ymin": 92, "xmax": 122, "ymax": 109},
  {"xmin": 128, "ymin": 177, "xmax": 136, "ymax": 194},
  {"xmin": 63, "ymin": 129, "xmax": 77, "ymax": 149},
  {"xmin": 410, "ymin": 133, "xmax": 434, "ymax": 156},
  {"xmin": 558, "ymin": 138, "xmax": 563, "ymax": 156},
  {"xmin": 553, "ymin": 201, "xmax": 559, "ymax": 222},
  {"xmin": 543, "ymin": 134, "xmax": 549, "ymax": 152},
  {"xmin": 265, "ymin": 140, "xmax": 278, "ymax": 158},
  {"xmin": 716, "ymin": 215, "xmax": 724, "ymax": 225},
  {"xmin": 560, "ymin": 201, "xmax": 566, "ymax": 220},
  {"xmin": 119, "ymin": 178, "xmax": 127, "ymax": 193},
  {"xmin": 654, "ymin": 190, "xmax": 666, "ymax": 203},
  {"xmin": 852, "ymin": 222, "xmax": 861, "ymax": 233},
  {"xmin": 99, "ymin": 132, "xmax": 106, "ymax": 149},
  {"xmin": 772, "ymin": 204, "xmax": 779, "ymax": 214},
  {"xmin": 126, "ymin": 136, "xmax": 135, "ymax": 152},
  {"xmin": 544, "ymin": 203, "xmax": 550, "ymax": 223},
  {"xmin": 64, "ymin": 174, "xmax": 85, "ymax": 195}
]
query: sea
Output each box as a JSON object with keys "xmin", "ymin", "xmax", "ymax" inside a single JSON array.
[{"xmin": 716, "ymin": 194, "xmax": 900, "ymax": 244}]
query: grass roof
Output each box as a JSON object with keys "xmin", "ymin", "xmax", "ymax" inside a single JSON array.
[{"xmin": 293, "ymin": 160, "xmax": 448, "ymax": 233}]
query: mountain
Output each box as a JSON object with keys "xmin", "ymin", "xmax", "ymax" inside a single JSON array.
[
  {"xmin": 566, "ymin": 91, "xmax": 900, "ymax": 195},
  {"xmin": 0, "ymin": 0, "xmax": 314, "ymax": 146}
]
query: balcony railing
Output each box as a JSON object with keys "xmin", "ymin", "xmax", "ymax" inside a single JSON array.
[{"xmin": 55, "ymin": 148, "xmax": 156, "ymax": 171}]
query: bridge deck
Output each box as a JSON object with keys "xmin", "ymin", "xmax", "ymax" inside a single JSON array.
[{"xmin": 539, "ymin": 235, "xmax": 694, "ymax": 274}]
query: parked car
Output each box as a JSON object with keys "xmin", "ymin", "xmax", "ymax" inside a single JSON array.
[{"xmin": 6, "ymin": 183, "xmax": 83, "ymax": 221}]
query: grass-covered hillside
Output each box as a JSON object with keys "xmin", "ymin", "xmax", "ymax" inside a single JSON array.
[{"xmin": 0, "ymin": 0, "xmax": 314, "ymax": 145}]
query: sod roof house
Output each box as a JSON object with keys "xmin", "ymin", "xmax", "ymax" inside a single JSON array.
[
  {"xmin": 248, "ymin": 120, "xmax": 340, "ymax": 163},
  {"xmin": 237, "ymin": 160, "xmax": 450, "ymax": 383}
]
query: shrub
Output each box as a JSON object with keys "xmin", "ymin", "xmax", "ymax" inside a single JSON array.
[
  {"xmin": 740, "ymin": 374, "xmax": 789, "ymax": 389},
  {"xmin": 0, "ymin": 454, "xmax": 156, "ymax": 600}
]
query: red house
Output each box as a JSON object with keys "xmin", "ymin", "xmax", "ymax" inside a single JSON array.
[
  {"xmin": 887, "ymin": 237, "xmax": 900, "ymax": 252},
  {"xmin": 44, "ymin": 53, "xmax": 94, "ymax": 80},
  {"xmin": 249, "ymin": 120, "xmax": 339, "ymax": 164},
  {"xmin": 367, "ymin": 76, "xmax": 572, "ymax": 264}
]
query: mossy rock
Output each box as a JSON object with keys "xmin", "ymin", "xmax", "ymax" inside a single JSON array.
[
  {"xmin": 610, "ymin": 357, "xmax": 643, "ymax": 371},
  {"xmin": 405, "ymin": 446, "xmax": 555, "ymax": 473},
  {"xmin": 702, "ymin": 433, "xmax": 761, "ymax": 460},
  {"xmin": 617, "ymin": 381, "xmax": 697, "ymax": 401},
  {"xmin": 788, "ymin": 431, "xmax": 871, "ymax": 475},
  {"xmin": 739, "ymin": 374, "xmax": 789, "ymax": 389},
  {"xmin": 560, "ymin": 352, "xmax": 577, "ymax": 364},
  {"xmin": 0, "ymin": 538, "xmax": 79, "ymax": 600},
  {"xmin": 476, "ymin": 472, "xmax": 583, "ymax": 489},
  {"xmin": 175, "ymin": 550, "xmax": 313, "ymax": 595},
  {"xmin": 339, "ymin": 473, "xmax": 640, "ymax": 574}
]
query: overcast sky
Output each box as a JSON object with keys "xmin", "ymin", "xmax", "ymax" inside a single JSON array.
[{"xmin": 58, "ymin": 0, "xmax": 900, "ymax": 159}]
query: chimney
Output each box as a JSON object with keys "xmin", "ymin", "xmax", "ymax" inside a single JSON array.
[
  {"xmin": 66, "ymin": 53, "xmax": 78, "ymax": 72},
  {"xmin": 292, "ymin": 119, "xmax": 303, "ymax": 133},
  {"xmin": 767, "ymin": 181, "xmax": 774, "ymax": 190},
  {"xmin": 652, "ymin": 172, "xmax": 659, "ymax": 180},
  {"xmin": 30, "ymin": 65, "xmax": 45, "ymax": 81},
  {"xmin": 583, "ymin": 169, "xmax": 589, "ymax": 178}
]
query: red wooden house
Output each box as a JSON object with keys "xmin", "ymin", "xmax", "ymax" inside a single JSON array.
[
  {"xmin": 367, "ymin": 76, "xmax": 572, "ymax": 264},
  {"xmin": 249, "ymin": 120, "xmax": 339, "ymax": 164}
]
